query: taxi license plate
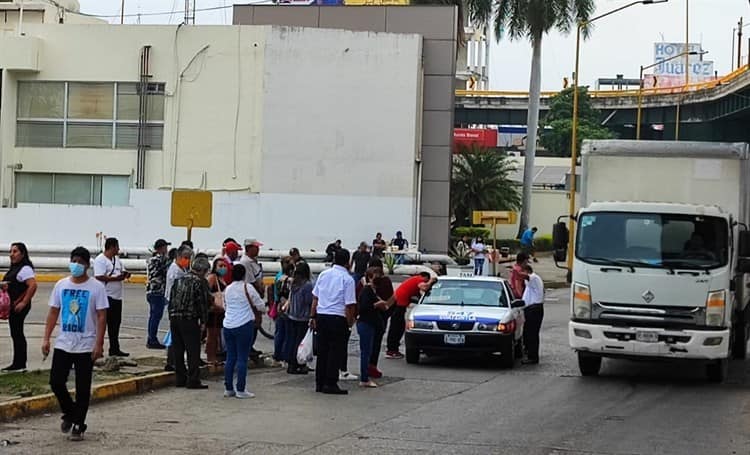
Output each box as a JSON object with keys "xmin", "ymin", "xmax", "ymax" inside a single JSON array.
[
  {"xmin": 444, "ymin": 334, "xmax": 465, "ymax": 345},
  {"xmin": 636, "ymin": 331, "xmax": 659, "ymax": 343}
]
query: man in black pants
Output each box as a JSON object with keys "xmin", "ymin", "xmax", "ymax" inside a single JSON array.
[
  {"xmin": 168, "ymin": 256, "xmax": 212, "ymax": 389},
  {"xmin": 93, "ymin": 237, "xmax": 131, "ymax": 357},
  {"xmin": 521, "ymin": 265, "xmax": 545, "ymax": 364},
  {"xmin": 43, "ymin": 247, "xmax": 108, "ymax": 441},
  {"xmin": 310, "ymin": 249, "xmax": 357, "ymax": 395}
]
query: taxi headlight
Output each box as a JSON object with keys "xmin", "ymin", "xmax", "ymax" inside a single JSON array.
[
  {"xmin": 408, "ymin": 320, "xmax": 433, "ymax": 330},
  {"xmin": 477, "ymin": 322, "xmax": 498, "ymax": 331}
]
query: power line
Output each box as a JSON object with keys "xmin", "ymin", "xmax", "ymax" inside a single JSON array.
[{"xmin": 43, "ymin": 1, "xmax": 269, "ymax": 20}]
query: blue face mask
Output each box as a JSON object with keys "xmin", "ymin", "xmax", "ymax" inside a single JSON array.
[
  {"xmin": 69, "ymin": 262, "xmax": 85, "ymax": 278},
  {"xmin": 216, "ymin": 268, "xmax": 227, "ymax": 277}
]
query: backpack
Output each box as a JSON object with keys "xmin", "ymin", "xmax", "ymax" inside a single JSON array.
[{"xmin": 0, "ymin": 290, "xmax": 10, "ymax": 320}]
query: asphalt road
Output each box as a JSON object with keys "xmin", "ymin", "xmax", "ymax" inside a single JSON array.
[{"xmin": 1, "ymin": 286, "xmax": 749, "ymax": 454}]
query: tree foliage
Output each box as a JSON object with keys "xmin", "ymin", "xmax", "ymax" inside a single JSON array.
[
  {"xmin": 540, "ymin": 86, "xmax": 615, "ymax": 157},
  {"xmin": 451, "ymin": 145, "xmax": 521, "ymax": 228}
]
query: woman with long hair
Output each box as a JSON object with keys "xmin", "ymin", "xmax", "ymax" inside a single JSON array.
[
  {"xmin": 1, "ymin": 242, "xmax": 38, "ymax": 371},
  {"xmin": 357, "ymin": 266, "xmax": 389, "ymax": 388},
  {"xmin": 285, "ymin": 261, "xmax": 314, "ymax": 374},
  {"xmin": 205, "ymin": 258, "xmax": 229, "ymax": 365}
]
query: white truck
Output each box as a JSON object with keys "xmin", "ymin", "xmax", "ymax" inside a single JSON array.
[{"xmin": 555, "ymin": 140, "xmax": 750, "ymax": 382}]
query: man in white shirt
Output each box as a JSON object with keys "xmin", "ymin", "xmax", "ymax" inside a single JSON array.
[
  {"xmin": 93, "ymin": 237, "xmax": 130, "ymax": 358},
  {"xmin": 310, "ymin": 249, "xmax": 357, "ymax": 395},
  {"xmin": 42, "ymin": 247, "xmax": 108, "ymax": 441},
  {"xmin": 521, "ymin": 265, "xmax": 545, "ymax": 365}
]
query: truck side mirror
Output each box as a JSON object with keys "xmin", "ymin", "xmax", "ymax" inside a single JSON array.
[
  {"xmin": 552, "ymin": 221, "xmax": 569, "ymax": 264},
  {"xmin": 739, "ymin": 231, "xmax": 750, "ymax": 258},
  {"xmin": 738, "ymin": 258, "xmax": 750, "ymax": 274}
]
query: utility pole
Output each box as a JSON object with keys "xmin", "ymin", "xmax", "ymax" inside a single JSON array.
[
  {"xmin": 740, "ymin": 17, "xmax": 744, "ymax": 70},
  {"xmin": 121, "ymin": 0, "xmax": 125, "ymax": 24}
]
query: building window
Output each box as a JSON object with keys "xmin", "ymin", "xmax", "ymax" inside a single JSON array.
[
  {"xmin": 16, "ymin": 81, "xmax": 165, "ymax": 149},
  {"xmin": 15, "ymin": 173, "xmax": 130, "ymax": 206}
]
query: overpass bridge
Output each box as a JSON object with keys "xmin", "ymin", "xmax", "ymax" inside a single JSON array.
[{"xmin": 455, "ymin": 66, "xmax": 750, "ymax": 142}]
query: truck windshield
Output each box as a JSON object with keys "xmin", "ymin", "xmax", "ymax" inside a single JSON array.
[{"xmin": 576, "ymin": 212, "xmax": 728, "ymax": 270}]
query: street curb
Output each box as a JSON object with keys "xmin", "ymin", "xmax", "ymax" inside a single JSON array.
[{"xmin": 0, "ymin": 371, "xmax": 174, "ymax": 422}]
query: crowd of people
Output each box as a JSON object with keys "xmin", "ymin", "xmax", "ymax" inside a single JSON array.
[{"xmin": 0, "ymin": 229, "xmax": 545, "ymax": 441}]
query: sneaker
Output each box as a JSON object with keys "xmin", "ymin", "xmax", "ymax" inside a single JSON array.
[
  {"xmin": 235, "ymin": 391, "xmax": 255, "ymax": 399},
  {"xmin": 385, "ymin": 351, "xmax": 404, "ymax": 360},
  {"xmin": 223, "ymin": 390, "xmax": 236, "ymax": 398},
  {"xmin": 69, "ymin": 424, "xmax": 87, "ymax": 441},
  {"xmin": 368, "ymin": 365, "xmax": 383, "ymax": 379},
  {"xmin": 1, "ymin": 365, "xmax": 26, "ymax": 372},
  {"xmin": 109, "ymin": 351, "xmax": 130, "ymax": 357},
  {"xmin": 60, "ymin": 417, "xmax": 73, "ymax": 434},
  {"xmin": 359, "ymin": 380, "xmax": 378, "ymax": 388},
  {"xmin": 147, "ymin": 343, "xmax": 167, "ymax": 350},
  {"xmin": 339, "ymin": 371, "xmax": 359, "ymax": 381}
]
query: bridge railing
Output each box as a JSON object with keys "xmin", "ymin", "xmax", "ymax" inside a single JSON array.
[{"xmin": 455, "ymin": 65, "xmax": 750, "ymax": 100}]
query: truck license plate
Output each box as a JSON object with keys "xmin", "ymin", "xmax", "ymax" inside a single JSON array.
[
  {"xmin": 444, "ymin": 334, "xmax": 465, "ymax": 345},
  {"xmin": 636, "ymin": 331, "xmax": 659, "ymax": 343}
]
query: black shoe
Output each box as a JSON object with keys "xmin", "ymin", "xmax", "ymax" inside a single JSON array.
[
  {"xmin": 109, "ymin": 351, "xmax": 130, "ymax": 357},
  {"xmin": 522, "ymin": 358, "xmax": 539, "ymax": 365},
  {"xmin": 186, "ymin": 383, "xmax": 209, "ymax": 390},
  {"xmin": 175, "ymin": 382, "xmax": 186, "ymax": 388},
  {"xmin": 69, "ymin": 424, "xmax": 87, "ymax": 441},
  {"xmin": 315, "ymin": 385, "xmax": 323, "ymax": 393},
  {"xmin": 147, "ymin": 343, "xmax": 167, "ymax": 350},
  {"xmin": 1, "ymin": 364, "xmax": 26, "ymax": 372},
  {"xmin": 60, "ymin": 417, "xmax": 73, "ymax": 434},
  {"xmin": 321, "ymin": 386, "xmax": 348, "ymax": 395},
  {"xmin": 164, "ymin": 364, "xmax": 175, "ymax": 372}
]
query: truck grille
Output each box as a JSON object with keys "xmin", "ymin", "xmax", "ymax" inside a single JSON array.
[
  {"xmin": 603, "ymin": 331, "xmax": 692, "ymax": 343},
  {"xmin": 436, "ymin": 321, "xmax": 475, "ymax": 331},
  {"xmin": 593, "ymin": 301, "xmax": 705, "ymax": 328}
]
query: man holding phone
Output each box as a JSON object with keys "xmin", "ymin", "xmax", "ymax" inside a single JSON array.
[{"xmin": 94, "ymin": 237, "xmax": 131, "ymax": 357}]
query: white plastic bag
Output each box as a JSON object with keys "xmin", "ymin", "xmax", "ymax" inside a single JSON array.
[{"xmin": 297, "ymin": 329, "xmax": 314, "ymax": 365}]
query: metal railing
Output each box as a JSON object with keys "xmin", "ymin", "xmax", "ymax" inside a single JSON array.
[{"xmin": 455, "ymin": 65, "xmax": 750, "ymax": 100}]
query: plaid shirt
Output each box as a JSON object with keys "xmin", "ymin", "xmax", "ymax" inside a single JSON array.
[
  {"xmin": 167, "ymin": 272, "xmax": 211, "ymax": 323},
  {"xmin": 145, "ymin": 254, "xmax": 170, "ymax": 296}
]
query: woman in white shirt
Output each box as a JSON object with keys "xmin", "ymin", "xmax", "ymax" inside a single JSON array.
[
  {"xmin": 1, "ymin": 242, "xmax": 38, "ymax": 372},
  {"xmin": 471, "ymin": 237, "xmax": 486, "ymax": 276},
  {"xmin": 222, "ymin": 264, "xmax": 265, "ymax": 399}
]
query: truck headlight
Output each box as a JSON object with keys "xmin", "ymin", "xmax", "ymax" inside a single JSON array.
[
  {"xmin": 573, "ymin": 283, "xmax": 592, "ymax": 319},
  {"xmin": 705, "ymin": 290, "xmax": 726, "ymax": 327}
]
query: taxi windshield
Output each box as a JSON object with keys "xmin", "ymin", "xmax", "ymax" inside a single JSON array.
[{"xmin": 421, "ymin": 280, "xmax": 508, "ymax": 307}]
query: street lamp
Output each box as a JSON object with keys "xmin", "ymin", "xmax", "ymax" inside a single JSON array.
[
  {"xmin": 566, "ymin": 0, "xmax": 669, "ymax": 270},
  {"xmin": 636, "ymin": 50, "xmax": 706, "ymax": 140}
]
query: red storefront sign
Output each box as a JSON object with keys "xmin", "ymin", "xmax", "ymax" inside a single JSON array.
[{"xmin": 453, "ymin": 128, "xmax": 498, "ymax": 150}]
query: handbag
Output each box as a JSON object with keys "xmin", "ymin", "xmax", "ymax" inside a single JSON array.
[
  {"xmin": 0, "ymin": 290, "xmax": 10, "ymax": 320},
  {"xmin": 210, "ymin": 291, "xmax": 225, "ymax": 313}
]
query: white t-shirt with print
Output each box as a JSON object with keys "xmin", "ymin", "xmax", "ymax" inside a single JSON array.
[
  {"xmin": 49, "ymin": 277, "xmax": 109, "ymax": 353},
  {"xmin": 93, "ymin": 253, "xmax": 126, "ymax": 300},
  {"xmin": 223, "ymin": 281, "xmax": 265, "ymax": 329}
]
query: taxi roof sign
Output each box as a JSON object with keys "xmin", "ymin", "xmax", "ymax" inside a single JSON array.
[{"xmin": 171, "ymin": 191, "xmax": 213, "ymax": 228}]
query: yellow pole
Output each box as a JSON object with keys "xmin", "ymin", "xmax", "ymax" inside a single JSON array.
[
  {"xmin": 566, "ymin": 23, "xmax": 583, "ymax": 271},
  {"xmin": 637, "ymin": 65, "xmax": 644, "ymax": 140},
  {"xmin": 492, "ymin": 218, "xmax": 497, "ymax": 276}
]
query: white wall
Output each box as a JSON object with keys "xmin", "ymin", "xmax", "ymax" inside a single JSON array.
[
  {"xmin": 0, "ymin": 24, "xmax": 423, "ymax": 251},
  {"xmin": 0, "ymin": 190, "xmax": 412, "ymax": 252},
  {"xmin": 495, "ymin": 189, "xmax": 569, "ymax": 239}
]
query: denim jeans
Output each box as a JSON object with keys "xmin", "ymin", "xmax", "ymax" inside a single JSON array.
[
  {"xmin": 273, "ymin": 316, "xmax": 289, "ymax": 361},
  {"xmin": 474, "ymin": 258, "xmax": 485, "ymax": 276},
  {"xmin": 223, "ymin": 320, "xmax": 255, "ymax": 392},
  {"xmin": 146, "ymin": 294, "xmax": 167, "ymax": 345},
  {"xmin": 357, "ymin": 321, "xmax": 376, "ymax": 383}
]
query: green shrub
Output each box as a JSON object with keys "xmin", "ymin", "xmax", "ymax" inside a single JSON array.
[
  {"xmin": 452, "ymin": 226, "xmax": 491, "ymax": 239},
  {"xmin": 492, "ymin": 235, "xmax": 553, "ymax": 252}
]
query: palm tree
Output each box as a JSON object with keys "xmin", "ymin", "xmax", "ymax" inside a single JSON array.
[
  {"xmin": 451, "ymin": 144, "xmax": 520, "ymax": 228},
  {"xmin": 458, "ymin": 0, "xmax": 595, "ymax": 236}
]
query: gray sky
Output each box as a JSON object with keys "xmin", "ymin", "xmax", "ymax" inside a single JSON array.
[{"xmin": 79, "ymin": 0, "xmax": 750, "ymax": 90}]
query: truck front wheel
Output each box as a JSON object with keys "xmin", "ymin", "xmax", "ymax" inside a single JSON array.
[
  {"xmin": 732, "ymin": 310, "xmax": 748, "ymax": 360},
  {"xmin": 706, "ymin": 359, "xmax": 729, "ymax": 383},
  {"xmin": 578, "ymin": 352, "xmax": 602, "ymax": 376}
]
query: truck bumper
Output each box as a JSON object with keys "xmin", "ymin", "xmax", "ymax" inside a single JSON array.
[{"xmin": 569, "ymin": 321, "xmax": 729, "ymax": 360}]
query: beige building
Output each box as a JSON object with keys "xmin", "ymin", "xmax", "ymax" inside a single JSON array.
[{"xmin": 0, "ymin": 23, "xmax": 423, "ymax": 251}]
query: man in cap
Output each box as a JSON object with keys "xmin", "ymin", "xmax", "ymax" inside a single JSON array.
[
  {"xmin": 145, "ymin": 239, "xmax": 171, "ymax": 349},
  {"xmin": 240, "ymin": 238, "xmax": 264, "ymax": 296},
  {"xmin": 168, "ymin": 256, "xmax": 212, "ymax": 389}
]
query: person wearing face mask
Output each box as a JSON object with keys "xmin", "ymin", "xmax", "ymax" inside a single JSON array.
[
  {"xmin": 164, "ymin": 246, "xmax": 193, "ymax": 372},
  {"xmin": 145, "ymin": 239, "xmax": 171, "ymax": 350},
  {"xmin": 42, "ymin": 247, "xmax": 108, "ymax": 441},
  {"xmin": 205, "ymin": 258, "xmax": 229, "ymax": 365}
]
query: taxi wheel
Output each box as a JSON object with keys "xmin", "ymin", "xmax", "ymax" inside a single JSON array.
[
  {"xmin": 405, "ymin": 348, "xmax": 420, "ymax": 364},
  {"xmin": 500, "ymin": 339, "xmax": 516, "ymax": 369}
]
